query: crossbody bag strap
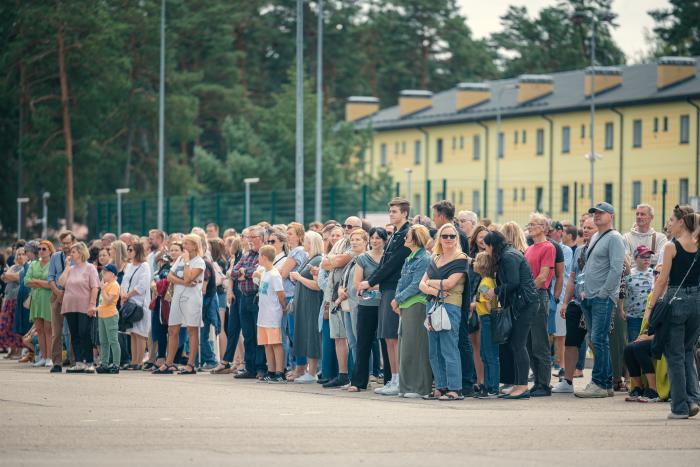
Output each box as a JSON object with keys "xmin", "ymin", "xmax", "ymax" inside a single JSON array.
[
  {"xmin": 586, "ymin": 229, "xmax": 613, "ymax": 261},
  {"xmin": 668, "ymin": 250, "xmax": 700, "ymax": 303},
  {"xmin": 651, "ymin": 233, "xmax": 657, "ymax": 254}
]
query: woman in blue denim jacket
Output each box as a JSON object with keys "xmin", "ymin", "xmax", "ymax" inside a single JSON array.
[{"xmin": 391, "ymin": 225, "xmax": 433, "ymax": 397}]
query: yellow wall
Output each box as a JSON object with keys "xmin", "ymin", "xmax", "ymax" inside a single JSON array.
[{"xmin": 367, "ymin": 100, "xmax": 698, "ymax": 231}]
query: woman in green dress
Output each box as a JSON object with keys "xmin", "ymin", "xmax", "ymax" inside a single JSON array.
[{"xmin": 24, "ymin": 240, "xmax": 55, "ymax": 367}]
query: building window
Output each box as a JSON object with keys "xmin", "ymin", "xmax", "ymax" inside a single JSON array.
[
  {"xmin": 472, "ymin": 135, "xmax": 481, "ymax": 160},
  {"xmin": 562, "ymin": 185, "xmax": 570, "ymax": 213},
  {"xmin": 562, "ymin": 126, "xmax": 570, "ymax": 154},
  {"xmin": 436, "ymin": 138, "xmax": 443, "ymax": 163},
  {"xmin": 402, "ymin": 141, "xmax": 406, "ymax": 154},
  {"xmin": 536, "ymin": 129, "xmax": 544, "ymax": 155},
  {"xmin": 414, "ymin": 140, "xmax": 421, "ymax": 165},
  {"xmin": 380, "ymin": 143, "xmax": 387, "ymax": 166},
  {"xmin": 513, "ymin": 188, "xmax": 518, "ymax": 202},
  {"xmin": 521, "ymin": 187, "xmax": 526, "ymax": 201},
  {"xmin": 605, "ymin": 122, "xmax": 613, "ymax": 150},
  {"xmin": 514, "ymin": 131, "xmax": 519, "ymax": 145},
  {"xmin": 459, "ymin": 191, "xmax": 464, "ymax": 204},
  {"xmin": 535, "ymin": 187, "xmax": 544, "ymax": 212},
  {"xmin": 680, "ymin": 115, "xmax": 690, "ymax": 144},
  {"xmin": 605, "ymin": 183, "xmax": 613, "ymax": 205},
  {"xmin": 663, "ymin": 116, "xmax": 668, "ymax": 132},
  {"xmin": 632, "ymin": 181, "xmax": 641, "ymax": 208},
  {"xmin": 472, "ymin": 190, "xmax": 481, "ymax": 215},
  {"xmin": 497, "ymin": 189, "xmax": 504, "ymax": 215},
  {"xmin": 522, "ymin": 130, "xmax": 527, "ymax": 144},
  {"xmin": 652, "ymin": 179, "xmax": 658, "ymax": 195},
  {"xmin": 653, "ymin": 117, "xmax": 659, "ymax": 133},
  {"xmin": 680, "ymin": 178, "xmax": 689, "ymax": 204},
  {"xmin": 497, "ymin": 132, "xmax": 504, "ymax": 159},
  {"xmin": 580, "ymin": 124, "xmax": 586, "ymax": 139},
  {"xmin": 459, "ymin": 136, "xmax": 464, "ymax": 150},
  {"xmin": 633, "ymin": 119, "xmax": 642, "ymax": 148}
]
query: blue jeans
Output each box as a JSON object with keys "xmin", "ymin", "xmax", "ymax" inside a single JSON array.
[
  {"xmin": 581, "ymin": 297, "xmax": 614, "ymax": 389},
  {"xmin": 198, "ymin": 295, "xmax": 219, "ymax": 366},
  {"xmin": 626, "ymin": 317, "xmax": 643, "ymax": 343},
  {"xmin": 321, "ymin": 319, "xmax": 338, "ymax": 379},
  {"xmin": 428, "ymin": 303, "xmax": 462, "ymax": 391},
  {"xmin": 664, "ymin": 287, "xmax": 700, "ymax": 415},
  {"xmin": 241, "ymin": 293, "xmax": 266, "ymax": 373},
  {"xmin": 151, "ymin": 307, "xmax": 167, "ymax": 359},
  {"xmin": 479, "ymin": 315, "xmax": 500, "ymax": 393}
]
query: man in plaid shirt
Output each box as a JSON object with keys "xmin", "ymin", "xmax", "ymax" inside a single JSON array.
[{"xmin": 233, "ymin": 226, "xmax": 267, "ymax": 379}]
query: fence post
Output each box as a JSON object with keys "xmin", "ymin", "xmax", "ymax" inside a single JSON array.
[
  {"xmin": 573, "ymin": 182, "xmax": 578, "ymax": 225},
  {"xmin": 661, "ymin": 179, "xmax": 668, "ymax": 225},
  {"xmin": 189, "ymin": 196, "xmax": 195, "ymax": 231},
  {"xmin": 362, "ymin": 185, "xmax": 368, "ymax": 218},
  {"xmin": 95, "ymin": 202, "xmax": 101, "ymax": 235},
  {"xmin": 141, "ymin": 199, "xmax": 146, "ymax": 235},
  {"xmin": 395, "ymin": 182, "xmax": 400, "ymax": 197},
  {"xmin": 165, "ymin": 197, "xmax": 171, "ymax": 233},
  {"xmin": 330, "ymin": 186, "xmax": 337, "ymax": 220},
  {"xmin": 215, "ymin": 193, "xmax": 222, "ymax": 228},
  {"xmin": 483, "ymin": 179, "xmax": 488, "ymax": 218},
  {"xmin": 271, "ymin": 191, "xmax": 277, "ymax": 224},
  {"xmin": 442, "ymin": 178, "xmax": 447, "ymax": 201},
  {"xmin": 106, "ymin": 201, "xmax": 112, "ymax": 233},
  {"xmin": 425, "ymin": 179, "xmax": 431, "ymax": 215}
]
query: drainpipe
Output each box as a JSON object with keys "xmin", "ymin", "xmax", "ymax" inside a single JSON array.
[
  {"xmin": 541, "ymin": 114, "xmax": 554, "ymax": 216},
  {"xmin": 417, "ymin": 127, "xmax": 430, "ymax": 215},
  {"xmin": 688, "ymin": 98, "xmax": 700, "ymax": 196},
  {"xmin": 611, "ymin": 107, "xmax": 624, "ymax": 231},
  {"xmin": 476, "ymin": 121, "xmax": 489, "ymax": 218}
]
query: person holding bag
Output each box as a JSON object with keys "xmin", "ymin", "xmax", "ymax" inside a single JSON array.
[
  {"xmin": 120, "ymin": 242, "xmax": 152, "ymax": 370},
  {"xmin": 482, "ymin": 231, "xmax": 538, "ymax": 400},
  {"xmin": 419, "ymin": 223, "xmax": 468, "ymax": 401}
]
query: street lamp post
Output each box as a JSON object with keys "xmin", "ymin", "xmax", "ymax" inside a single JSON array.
[
  {"xmin": 244, "ymin": 178, "xmax": 260, "ymax": 227},
  {"xmin": 495, "ymin": 83, "xmax": 517, "ymax": 223},
  {"xmin": 404, "ymin": 168, "xmax": 413, "ymax": 206},
  {"xmin": 16, "ymin": 197, "xmax": 29, "ymax": 240},
  {"xmin": 157, "ymin": 0, "xmax": 166, "ymax": 230},
  {"xmin": 116, "ymin": 188, "xmax": 130, "ymax": 236},
  {"xmin": 42, "ymin": 192, "xmax": 50, "ymax": 239},
  {"xmin": 294, "ymin": 0, "xmax": 304, "ymax": 224},
  {"xmin": 314, "ymin": 0, "xmax": 323, "ymax": 222}
]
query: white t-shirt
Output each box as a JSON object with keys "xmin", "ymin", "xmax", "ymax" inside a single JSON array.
[
  {"xmin": 170, "ymin": 255, "xmax": 206, "ymax": 317},
  {"xmin": 257, "ymin": 268, "xmax": 285, "ymax": 328}
]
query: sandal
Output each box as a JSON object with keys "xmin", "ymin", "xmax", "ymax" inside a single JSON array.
[
  {"xmin": 347, "ymin": 386, "xmax": 361, "ymax": 393},
  {"xmin": 142, "ymin": 362, "xmax": 156, "ymax": 371},
  {"xmin": 152, "ymin": 364, "xmax": 178, "ymax": 374},
  {"xmin": 178, "ymin": 365, "xmax": 197, "ymax": 375},
  {"xmin": 423, "ymin": 389, "xmax": 445, "ymax": 400},
  {"xmin": 211, "ymin": 363, "xmax": 232, "ymax": 374},
  {"xmin": 439, "ymin": 391, "xmax": 464, "ymax": 401}
]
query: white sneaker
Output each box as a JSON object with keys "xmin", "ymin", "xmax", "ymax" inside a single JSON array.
[
  {"xmin": 374, "ymin": 383, "xmax": 392, "ymax": 395},
  {"xmin": 44, "ymin": 359, "xmax": 53, "ymax": 368},
  {"xmin": 85, "ymin": 364, "xmax": 96, "ymax": 374},
  {"xmin": 575, "ymin": 382, "xmax": 608, "ymax": 398},
  {"xmin": 380, "ymin": 383, "xmax": 400, "ymax": 396},
  {"xmin": 293, "ymin": 372, "xmax": 317, "ymax": 384},
  {"xmin": 402, "ymin": 392, "xmax": 423, "ymax": 399},
  {"xmin": 33, "ymin": 358, "xmax": 46, "ymax": 367},
  {"xmin": 551, "ymin": 380, "xmax": 574, "ymax": 394}
]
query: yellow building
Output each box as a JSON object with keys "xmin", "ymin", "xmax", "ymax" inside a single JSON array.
[{"xmin": 349, "ymin": 57, "xmax": 700, "ymax": 231}]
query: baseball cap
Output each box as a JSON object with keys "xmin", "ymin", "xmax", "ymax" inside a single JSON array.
[
  {"xmin": 588, "ymin": 202, "xmax": 615, "ymax": 215},
  {"xmin": 634, "ymin": 245, "xmax": 652, "ymax": 258},
  {"xmin": 551, "ymin": 221, "xmax": 564, "ymax": 231},
  {"xmin": 103, "ymin": 263, "xmax": 118, "ymax": 275}
]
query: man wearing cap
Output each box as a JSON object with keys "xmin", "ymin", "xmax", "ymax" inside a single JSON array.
[
  {"xmin": 575, "ymin": 202, "xmax": 626, "ymax": 398},
  {"xmin": 623, "ymin": 245, "xmax": 655, "ymax": 342},
  {"xmin": 623, "ymin": 204, "xmax": 668, "ymax": 266}
]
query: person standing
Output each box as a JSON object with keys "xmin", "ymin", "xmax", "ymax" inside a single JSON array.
[
  {"xmin": 623, "ymin": 204, "xmax": 668, "ymax": 267},
  {"xmin": 121, "ymin": 242, "xmax": 152, "ymax": 370},
  {"xmin": 358, "ymin": 198, "xmax": 412, "ymax": 396},
  {"xmin": 24, "ymin": 240, "xmax": 55, "ymax": 367},
  {"xmin": 524, "ymin": 213, "xmax": 555, "ymax": 397},
  {"xmin": 457, "ymin": 211, "xmax": 478, "ymax": 239},
  {"xmin": 648, "ymin": 205, "xmax": 700, "ymax": 419},
  {"xmin": 575, "ymin": 202, "xmax": 626, "ymax": 398},
  {"xmin": 0, "ymin": 247, "xmax": 26, "ymax": 357},
  {"xmin": 48, "ymin": 231, "xmax": 75, "ymax": 373},
  {"xmin": 93, "ymin": 264, "xmax": 121, "ymax": 374}
]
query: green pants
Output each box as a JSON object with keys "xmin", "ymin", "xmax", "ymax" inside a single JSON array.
[{"xmin": 98, "ymin": 315, "xmax": 120, "ymax": 366}]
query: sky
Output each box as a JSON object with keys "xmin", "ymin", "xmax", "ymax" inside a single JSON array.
[{"xmin": 457, "ymin": 0, "xmax": 670, "ymax": 62}]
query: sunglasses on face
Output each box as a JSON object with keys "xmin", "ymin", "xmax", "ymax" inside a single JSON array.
[
  {"xmin": 39, "ymin": 247, "xmax": 49, "ymax": 251},
  {"xmin": 343, "ymin": 224, "xmax": 358, "ymax": 230},
  {"xmin": 441, "ymin": 234, "xmax": 457, "ymax": 240},
  {"xmin": 127, "ymin": 248, "xmax": 134, "ymax": 252},
  {"xmin": 267, "ymin": 240, "xmax": 277, "ymax": 245}
]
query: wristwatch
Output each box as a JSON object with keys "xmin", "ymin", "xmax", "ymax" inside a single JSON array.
[{"xmin": 554, "ymin": 298, "xmax": 560, "ymax": 305}]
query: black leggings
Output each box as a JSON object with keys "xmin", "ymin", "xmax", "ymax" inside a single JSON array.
[
  {"xmin": 623, "ymin": 338, "xmax": 655, "ymax": 377},
  {"xmin": 65, "ymin": 312, "xmax": 94, "ymax": 364},
  {"xmin": 500, "ymin": 301, "xmax": 536, "ymax": 386},
  {"xmin": 351, "ymin": 304, "xmax": 379, "ymax": 389}
]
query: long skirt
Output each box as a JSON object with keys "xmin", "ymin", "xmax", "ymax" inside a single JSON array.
[{"xmin": 0, "ymin": 298, "xmax": 23, "ymax": 348}]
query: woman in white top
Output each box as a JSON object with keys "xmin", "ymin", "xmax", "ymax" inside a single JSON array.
[
  {"xmin": 154, "ymin": 234, "xmax": 205, "ymax": 375},
  {"xmin": 121, "ymin": 242, "xmax": 152, "ymax": 369}
]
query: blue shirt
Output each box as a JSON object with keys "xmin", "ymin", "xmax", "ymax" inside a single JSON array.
[{"xmin": 47, "ymin": 251, "xmax": 67, "ymax": 290}]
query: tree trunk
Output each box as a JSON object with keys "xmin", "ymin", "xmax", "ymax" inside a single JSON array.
[{"xmin": 57, "ymin": 26, "xmax": 74, "ymax": 230}]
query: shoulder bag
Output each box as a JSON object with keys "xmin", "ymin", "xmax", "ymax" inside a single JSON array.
[
  {"xmin": 118, "ymin": 264, "xmax": 145, "ymax": 332},
  {"xmin": 489, "ymin": 299, "xmax": 513, "ymax": 344},
  {"xmin": 424, "ymin": 280, "xmax": 452, "ymax": 332}
]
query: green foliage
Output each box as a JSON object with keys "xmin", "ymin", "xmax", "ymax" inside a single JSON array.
[{"xmin": 649, "ymin": 0, "xmax": 700, "ymax": 57}]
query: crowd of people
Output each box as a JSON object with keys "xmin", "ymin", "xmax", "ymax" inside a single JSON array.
[{"xmin": 1, "ymin": 198, "xmax": 699, "ymax": 419}]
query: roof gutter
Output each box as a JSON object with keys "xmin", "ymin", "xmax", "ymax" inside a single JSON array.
[
  {"xmin": 611, "ymin": 107, "xmax": 624, "ymax": 231},
  {"xmin": 541, "ymin": 114, "xmax": 554, "ymax": 215},
  {"xmin": 476, "ymin": 120, "xmax": 489, "ymax": 218},
  {"xmin": 688, "ymin": 98, "xmax": 700, "ymax": 196},
  {"xmin": 417, "ymin": 127, "xmax": 430, "ymax": 214}
]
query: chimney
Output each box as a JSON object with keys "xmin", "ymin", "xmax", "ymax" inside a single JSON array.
[
  {"xmin": 345, "ymin": 96, "xmax": 379, "ymax": 122},
  {"xmin": 657, "ymin": 56, "xmax": 697, "ymax": 89},
  {"xmin": 585, "ymin": 66, "xmax": 622, "ymax": 96},
  {"xmin": 517, "ymin": 74, "xmax": 554, "ymax": 104},
  {"xmin": 399, "ymin": 90, "xmax": 433, "ymax": 117},
  {"xmin": 456, "ymin": 83, "xmax": 491, "ymax": 111}
]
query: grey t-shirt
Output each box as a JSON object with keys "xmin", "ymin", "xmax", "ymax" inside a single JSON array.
[
  {"xmin": 582, "ymin": 230, "xmax": 626, "ymax": 303},
  {"xmin": 355, "ymin": 253, "xmax": 381, "ymax": 306}
]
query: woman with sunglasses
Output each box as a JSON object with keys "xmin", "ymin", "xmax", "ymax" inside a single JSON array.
[
  {"xmin": 121, "ymin": 242, "xmax": 152, "ymax": 370},
  {"xmin": 24, "ymin": 240, "xmax": 55, "ymax": 367},
  {"xmin": 419, "ymin": 224, "xmax": 468, "ymax": 401},
  {"xmin": 648, "ymin": 205, "xmax": 700, "ymax": 419},
  {"xmin": 59, "ymin": 242, "xmax": 100, "ymax": 373},
  {"xmin": 482, "ymin": 231, "xmax": 539, "ymax": 399},
  {"xmin": 281, "ymin": 223, "xmax": 309, "ymax": 379}
]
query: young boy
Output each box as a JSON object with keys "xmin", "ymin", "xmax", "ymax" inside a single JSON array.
[
  {"xmin": 623, "ymin": 245, "xmax": 654, "ymax": 342},
  {"xmin": 256, "ymin": 245, "xmax": 287, "ymax": 383},
  {"xmin": 472, "ymin": 252, "xmax": 500, "ymax": 398},
  {"xmin": 93, "ymin": 264, "xmax": 121, "ymax": 374}
]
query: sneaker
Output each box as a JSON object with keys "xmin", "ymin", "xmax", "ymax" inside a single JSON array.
[
  {"xmin": 667, "ymin": 412, "xmax": 689, "ymax": 420},
  {"xmin": 49, "ymin": 365, "xmax": 62, "ymax": 373},
  {"xmin": 574, "ymin": 382, "xmax": 608, "ymax": 398},
  {"xmin": 201, "ymin": 362, "xmax": 218, "ymax": 371},
  {"xmin": 85, "ymin": 364, "xmax": 96, "ymax": 374},
  {"xmin": 402, "ymin": 392, "xmax": 424, "ymax": 399},
  {"xmin": 107, "ymin": 364, "xmax": 120, "ymax": 374},
  {"xmin": 608, "ymin": 388, "xmax": 615, "ymax": 397},
  {"xmin": 476, "ymin": 388, "xmax": 499, "ymax": 399},
  {"xmin": 379, "ymin": 382, "xmax": 400, "ymax": 396},
  {"xmin": 625, "ymin": 387, "xmax": 644, "ymax": 402},
  {"xmin": 322, "ymin": 374, "xmax": 350, "ymax": 388},
  {"xmin": 294, "ymin": 372, "xmax": 317, "ymax": 384},
  {"xmin": 374, "ymin": 383, "xmax": 393, "ymax": 395},
  {"xmin": 66, "ymin": 363, "xmax": 85, "ymax": 374},
  {"xmin": 33, "ymin": 358, "xmax": 47, "ymax": 367},
  {"xmin": 233, "ymin": 370, "xmax": 257, "ymax": 379},
  {"xmin": 689, "ymin": 403, "xmax": 700, "ymax": 418},
  {"xmin": 552, "ymin": 380, "xmax": 574, "ymax": 394},
  {"xmin": 95, "ymin": 365, "xmax": 110, "ymax": 374},
  {"xmin": 44, "ymin": 359, "xmax": 53, "ymax": 368},
  {"xmin": 269, "ymin": 373, "xmax": 287, "ymax": 384},
  {"xmin": 638, "ymin": 388, "xmax": 660, "ymax": 403},
  {"xmin": 259, "ymin": 373, "xmax": 275, "ymax": 383}
]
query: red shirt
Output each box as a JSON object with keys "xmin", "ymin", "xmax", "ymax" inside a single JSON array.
[{"xmin": 525, "ymin": 240, "xmax": 556, "ymax": 289}]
